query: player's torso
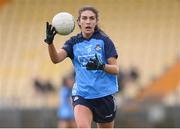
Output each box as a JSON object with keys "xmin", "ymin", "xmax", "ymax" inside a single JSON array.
[{"xmin": 72, "ymin": 38, "xmax": 106, "ymax": 68}]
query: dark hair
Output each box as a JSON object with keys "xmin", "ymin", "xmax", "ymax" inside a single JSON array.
[{"xmin": 77, "ymin": 5, "xmax": 104, "ymax": 32}]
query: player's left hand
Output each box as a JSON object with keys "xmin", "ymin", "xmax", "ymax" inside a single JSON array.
[{"xmin": 86, "ymin": 54, "xmax": 105, "ymax": 70}]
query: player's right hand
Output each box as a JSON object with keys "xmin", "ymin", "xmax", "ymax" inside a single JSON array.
[{"xmin": 44, "ymin": 22, "xmax": 57, "ymax": 45}]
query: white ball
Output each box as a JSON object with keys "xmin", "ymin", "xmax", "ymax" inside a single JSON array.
[{"xmin": 52, "ymin": 12, "xmax": 75, "ymax": 35}]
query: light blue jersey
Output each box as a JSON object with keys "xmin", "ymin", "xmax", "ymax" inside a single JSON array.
[
  {"xmin": 57, "ymin": 86, "xmax": 74, "ymax": 120},
  {"xmin": 63, "ymin": 30, "xmax": 118, "ymax": 99}
]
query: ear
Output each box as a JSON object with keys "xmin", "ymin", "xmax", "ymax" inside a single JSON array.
[
  {"xmin": 95, "ymin": 20, "xmax": 99, "ymax": 27},
  {"xmin": 77, "ymin": 19, "xmax": 81, "ymax": 28},
  {"xmin": 96, "ymin": 17, "xmax": 99, "ymax": 23}
]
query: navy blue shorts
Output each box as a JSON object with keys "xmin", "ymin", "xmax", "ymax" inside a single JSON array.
[{"xmin": 72, "ymin": 95, "xmax": 117, "ymax": 123}]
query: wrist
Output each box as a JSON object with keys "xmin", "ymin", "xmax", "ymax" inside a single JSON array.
[
  {"xmin": 100, "ymin": 64, "xmax": 105, "ymax": 70},
  {"xmin": 44, "ymin": 39, "xmax": 53, "ymax": 45},
  {"xmin": 47, "ymin": 42, "xmax": 53, "ymax": 45}
]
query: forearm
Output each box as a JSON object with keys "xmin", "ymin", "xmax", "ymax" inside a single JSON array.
[
  {"xmin": 103, "ymin": 64, "xmax": 119, "ymax": 75},
  {"xmin": 48, "ymin": 44, "xmax": 67, "ymax": 63},
  {"xmin": 48, "ymin": 44, "xmax": 59, "ymax": 63}
]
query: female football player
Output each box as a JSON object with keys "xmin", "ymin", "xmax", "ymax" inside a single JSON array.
[{"xmin": 44, "ymin": 5, "xmax": 119, "ymax": 128}]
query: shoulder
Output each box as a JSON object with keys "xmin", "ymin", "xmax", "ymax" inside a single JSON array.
[
  {"xmin": 94, "ymin": 31, "xmax": 112, "ymax": 42},
  {"xmin": 67, "ymin": 33, "xmax": 83, "ymax": 44}
]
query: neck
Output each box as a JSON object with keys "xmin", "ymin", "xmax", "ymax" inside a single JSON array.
[{"xmin": 82, "ymin": 32, "xmax": 94, "ymax": 39}]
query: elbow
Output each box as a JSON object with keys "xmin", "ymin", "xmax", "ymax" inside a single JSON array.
[
  {"xmin": 113, "ymin": 66, "xmax": 120, "ymax": 75},
  {"xmin": 104, "ymin": 64, "xmax": 119, "ymax": 75},
  {"xmin": 51, "ymin": 59, "xmax": 59, "ymax": 64},
  {"xmin": 116, "ymin": 66, "xmax": 120, "ymax": 74},
  {"xmin": 108, "ymin": 68, "xmax": 119, "ymax": 75},
  {"xmin": 52, "ymin": 61, "xmax": 58, "ymax": 64}
]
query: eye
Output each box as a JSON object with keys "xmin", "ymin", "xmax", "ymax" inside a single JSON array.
[
  {"xmin": 90, "ymin": 17, "xmax": 95, "ymax": 20},
  {"xmin": 81, "ymin": 16, "xmax": 87, "ymax": 20}
]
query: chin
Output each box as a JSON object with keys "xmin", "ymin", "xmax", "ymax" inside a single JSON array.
[
  {"xmin": 85, "ymin": 30, "xmax": 94, "ymax": 34},
  {"xmin": 86, "ymin": 32, "xmax": 92, "ymax": 34}
]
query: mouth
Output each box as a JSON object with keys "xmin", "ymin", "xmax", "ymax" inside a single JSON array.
[{"xmin": 85, "ymin": 26, "xmax": 92, "ymax": 30}]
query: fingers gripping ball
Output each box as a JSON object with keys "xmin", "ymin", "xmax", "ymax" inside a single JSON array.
[{"xmin": 52, "ymin": 12, "xmax": 75, "ymax": 35}]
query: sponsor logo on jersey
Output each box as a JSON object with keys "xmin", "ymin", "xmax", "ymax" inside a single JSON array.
[{"xmin": 73, "ymin": 96, "xmax": 79, "ymax": 101}]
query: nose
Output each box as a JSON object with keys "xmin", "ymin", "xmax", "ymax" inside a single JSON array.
[{"xmin": 86, "ymin": 18, "xmax": 90, "ymax": 24}]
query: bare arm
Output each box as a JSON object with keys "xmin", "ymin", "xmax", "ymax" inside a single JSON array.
[
  {"xmin": 104, "ymin": 57, "xmax": 119, "ymax": 75},
  {"xmin": 48, "ymin": 43, "xmax": 67, "ymax": 64},
  {"xmin": 44, "ymin": 22, "xmax": 67, "ymax": 64}
]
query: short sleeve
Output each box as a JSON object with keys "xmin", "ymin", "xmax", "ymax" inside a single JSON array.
[
  {"xmin": 104, "ymin": 37, "xmax": 118, "ymax": 59},
  {"xmin": 62, "ymin": 38, "xmax": 74, "ymax": 59}
]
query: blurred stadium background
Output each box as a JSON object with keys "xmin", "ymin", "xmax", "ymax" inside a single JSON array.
[{"xmin": 0, "ymin": 0, "xmax": 180, "ymax": 127}]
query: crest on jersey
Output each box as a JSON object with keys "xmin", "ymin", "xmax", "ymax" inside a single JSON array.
[{"xmin": 95, "ymin": 44, "xmax": 101, "ymax": 51}]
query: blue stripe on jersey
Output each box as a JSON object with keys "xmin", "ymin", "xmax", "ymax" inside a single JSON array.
[{"xmin": 62, "ymin": 30, "xmax": 118, "ymax": 99}]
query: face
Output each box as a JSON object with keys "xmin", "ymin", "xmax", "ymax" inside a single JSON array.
[{"xmin": 78, "ymin": 10, "xmax": 98, "ymax": 38}]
